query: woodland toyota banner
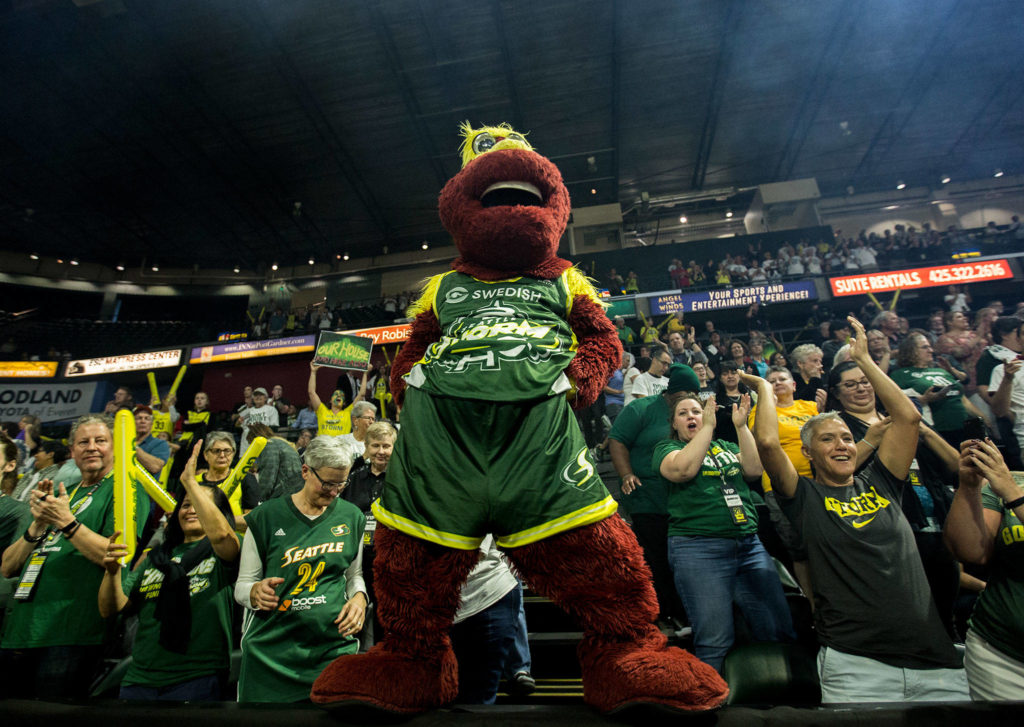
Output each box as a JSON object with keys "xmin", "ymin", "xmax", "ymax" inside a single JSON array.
[
  {"xmin": 830, "ymin": 259, "xmax": 1013, "ymax": 297},
  {"xmin": 0, "ymin": 382, "xmax": 100, "ymax": 422},
  {"xmin": 65, "ymin": 349, "xmax": 182, "ymax": 378}
]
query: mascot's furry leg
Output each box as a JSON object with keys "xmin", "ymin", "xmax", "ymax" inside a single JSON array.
[
  {"xmin": 505, "ymin": 515, "xmax": 729, "ymax": 714},
  {"xmin": 311, "ymin": 526, "xmax": 479, "ymax": 713}
]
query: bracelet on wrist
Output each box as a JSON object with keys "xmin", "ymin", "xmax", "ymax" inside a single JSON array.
[
  {"xmin": 64, "ymin": 522, "xmax": 82, "ymax": 539},
  {"xmin": 863, "ymin": 440, "xmax": 878, "ymax": 451},
  {"xmin": 1005, "ymin": 495, "xmax": 1024, "ymax": 510},
  {"xmin": 59, "ymin": 519, "xmax": 79, "ymax": 534},
  {"xmin": 23, "ymin": 527, "xmax": 47, "ymax": 544}
]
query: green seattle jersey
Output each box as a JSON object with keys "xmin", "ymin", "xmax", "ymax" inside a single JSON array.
[
  {"xmin": 405, "ymin": 270, "xmax": 578, "ymax": 401},
  {"xmin": 1, "ymin": 473, "xmax": 150, "ymax": 649},
  {"xmin": 121, "ymin": 539, "xmax": 238, "ymax": 687},
  {"xmin": 653, "ymin": 439, "xmax": 759, "ymax": 538},
  {"xmin": 890, "ymin": 366, "xmax": 965, "ymax": 432},
  {"xmin": 239, "ymin": 495, "xmax": 365, "ymax": 703}
]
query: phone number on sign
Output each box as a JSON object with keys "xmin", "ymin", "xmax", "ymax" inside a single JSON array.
[{"xmin": 928, "ymin": 262, "xmax": 1009, "ymax": 284}]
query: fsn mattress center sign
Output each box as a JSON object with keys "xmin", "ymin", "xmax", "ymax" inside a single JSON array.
[{"xmin": 830, "ymin": 260, "xmax": 1012, "ymax": 296}]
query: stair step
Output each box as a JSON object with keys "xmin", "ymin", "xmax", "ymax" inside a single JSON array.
[{"xmin": 497, "ymin": 677, "xmax": 584, "ymax": 703}]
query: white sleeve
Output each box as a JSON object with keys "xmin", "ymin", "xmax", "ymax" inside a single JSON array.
[
  {"xmin": 234, "ymin": 532, "xmax": 265, "ymax": 610},
  {"xmin": 344, "ymin": 538, "xmax": 367, "ymax": 601},
  {"xmin": 989, "ymin": 364, "xmax": 1005, "ymax": 391},
  {"xmin": 632, "ymin": 375, "xmax": 651, "ymax": 398}
]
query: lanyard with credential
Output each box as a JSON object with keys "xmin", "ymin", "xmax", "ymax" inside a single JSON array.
[
  {"xmin": 706, "ymin": 444, "xmax": 749, "ymax": 527},
  {"xmin": 13, "ymin": 482, "xmax": 99, "ymax": 602}
]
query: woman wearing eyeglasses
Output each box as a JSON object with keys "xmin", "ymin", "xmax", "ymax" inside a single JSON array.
[
  {"xmin": 99, "ymin": 441, "xmax": 239, "ymax": 701},
  {"xmin": 234, "ymin": 436, "xmax": 366, "ymax": 703},
  {"xmin": 194, "ymin": 431, "xmax": 260, "ymax": 531}
]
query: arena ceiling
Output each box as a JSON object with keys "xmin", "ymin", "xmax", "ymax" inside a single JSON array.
[{"xmin": 1, "ymin": 0, "xmax": 1022, "ymax": 273}]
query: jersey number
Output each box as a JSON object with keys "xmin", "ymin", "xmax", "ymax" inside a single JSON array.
[{"xmin": 290, "ymin": 560, "xmax": 325, "ymax": 595}]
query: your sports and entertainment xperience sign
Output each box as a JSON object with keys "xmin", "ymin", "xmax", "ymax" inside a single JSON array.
[
  {"xmin": 0, "ymin": 382, "xmax": 100, "ymax": 422},
  {"xmin": 65, "ymin": 349, "xmax": 182, "ymax": 378},
  {"xmin": 830, "ymin": 259, "xmax": 1013, "ymax": 296},
  {"xmin": 650, "ymin": 281, "xmax": 817, "ymax": 315}
]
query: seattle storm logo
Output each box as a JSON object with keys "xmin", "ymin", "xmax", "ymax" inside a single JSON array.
[{"xmin": 559, "ymin": 447, "xmax": 596, "ymax": 491}]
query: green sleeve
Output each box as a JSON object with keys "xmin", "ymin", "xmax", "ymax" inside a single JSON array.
[
  {"xmin": 609, "ymin": 402, "xmax": 641, "ymax": 446},
  {"xmin": 651, "ymin": 440, "xmax": 682, "ymax": 476},
  {"xmin": 981, "ymin": 483, "xmax": 1003, "ymax": 512}
]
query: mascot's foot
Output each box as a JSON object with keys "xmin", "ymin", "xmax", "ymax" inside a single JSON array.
[
  {"xmin": 311, "ymin": 644, "xmax": 458, "ymax": 715},
  {"xmin": 579, "ymin": 630, "xmax": 729, "ymax": 715}
]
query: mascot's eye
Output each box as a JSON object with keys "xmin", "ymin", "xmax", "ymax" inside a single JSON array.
[
  {"xmin": 507, "ymin": 133, "xmax": 526, "ymax": 143},
  {"xmin": 472, "ymin": 132, "xmax": 496, "ymax": 155}
]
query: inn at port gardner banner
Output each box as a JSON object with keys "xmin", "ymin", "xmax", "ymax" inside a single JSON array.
[
  {"xmin": 312, "ymin": 331, "xmax": 374, "ymax": 371},
  {"xmin": 650, "ymin": 280, "xmax": 817, "ymax": 315}
]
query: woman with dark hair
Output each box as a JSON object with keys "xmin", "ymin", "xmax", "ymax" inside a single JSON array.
[
  {"xmin": 826, "ymin": 359, "xmax": 966, "ymax": 639},
  {"xmin": 936, "ymin": 311, "xmax": 985, "ymax": 388},
  {"xmin": 654, "ymin": 391, "xmax": 794, "ymax": 672},
  {"xmin": 723, "ymin": 339, "xmax": 756, "ymax": 375},
  {"xmin": 712, "ymin": 363, "xmax": 750, "ymax": 444},
  {"xmin": 768, "ymin": 350, "xmax": 788, "ymax": 369},
  {"xmin": 12, "ymin": 441, "xmax": 70, "ymax": 502},
  {"xmin": 0, "ymin": 434, "xmax": 31, "ymax": 550},
  {"xmin": 99, "ymin": 441, "xmax": 240, "ymax": 700},
  {"xmin": 891, "ymin": 331, "xmax": 986, "ymax": 448}
]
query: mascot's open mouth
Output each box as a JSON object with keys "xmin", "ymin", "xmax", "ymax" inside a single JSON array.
[{"xmin": 480, "ymin": 181, "xmax": 543, "ymax": 208}]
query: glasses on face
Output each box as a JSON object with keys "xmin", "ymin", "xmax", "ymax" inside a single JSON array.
[
  {"xmin": 207, "ymin": 448, "xmax": 234, "ymax": 457},
  {"xmin": 311, "ymin": 468, "xmax": 346, "ymax": 492},
  {"xmin": 357, "ymin": 415, "xmax": 376, "ymax": 422},
  {"xmin": 839, "ymin": 379, "xmax": 871, "ymax": 391}
]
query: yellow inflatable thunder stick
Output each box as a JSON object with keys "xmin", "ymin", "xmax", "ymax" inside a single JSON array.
[
  {"xmin": 113, "ymin": 410, "xmax": 139, "ymax": 564},
  {"xmin": 130, "ymin": 456, "xmax": 177, "ymax": 514},
  {"xmin": 168, "ymin": 365, "xmax": 187, "ymax": 398},
  {"xmin": 219, "ymin": 436, "xmax": 267, "ymax": 517},
  {"xmin": 147, "ymin": 372, "xmax": 160, "ymax": 406}
]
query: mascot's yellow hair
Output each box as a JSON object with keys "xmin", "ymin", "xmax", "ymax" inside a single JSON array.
[{"xmin": 458, "ymin": 121, "xmax": 533, "ymax": 168}]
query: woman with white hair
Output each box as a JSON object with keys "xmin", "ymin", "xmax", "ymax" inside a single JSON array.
[
  {"xmin": 748, "ymin": 317, "xmax": 968, "ymax": 704},
  {"xmin": 234, "ymin": 436, "xmax": 366, "ymax": 702},
  {"xmin": 789, "ymin": 343, "xmax": 826, "ymax": 406},
  {"xmin": 338, "ymin": 401, "xmax": 378, "ymax": 459}
]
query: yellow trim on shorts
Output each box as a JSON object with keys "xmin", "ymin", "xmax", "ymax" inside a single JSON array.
[
  {"xmin": 496, "ymin": 495, "xmax": 618, "ymax": 549},
  {"xmin": 371, "ymin": 500, "xmax": 484, "ymax": 551}
]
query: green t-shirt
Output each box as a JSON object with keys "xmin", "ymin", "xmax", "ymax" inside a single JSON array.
[
  {"xmin": 608, "ymin": 395, "xmax": 671, "ymax": 515},
  {"xmin": 239, "ymin": 495, "xmax": 365, "ymax": 703},
  {"xmin": 0, "ymin": 494, "xmax": 32, "ymax": 550},
  {"xmin": 121, "ymin": 539, "xmax": 238, "ymax": 687},
  {"xmin": 406, "ymin": 271, "xmax": 577, "ymax": 401},
  {"xmin": 652, "ymin": 438, "xmax": 759, "ymax": 538},
  {"xmin": 969, "ymin": 485, "xmax": 1024, "ymax": 663},
  {"xmin": 890, "ymin": 367, "xmax": 965, "ymax": 432},
  {"xmin": 1, "ymin": 473, "xmax": 150, "ymax": 649}
]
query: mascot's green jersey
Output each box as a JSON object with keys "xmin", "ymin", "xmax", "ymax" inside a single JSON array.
[
  {"xmin": 238, "ymin": 496, "xmax": 365, "ymax": 703},
  {"xmin": 405, "ymin": 270, "xmax": 579, "ymax": 401}
]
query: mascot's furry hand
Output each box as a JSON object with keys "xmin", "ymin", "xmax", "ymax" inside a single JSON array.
[{"xmin": 390, "ymin": 122, "xmax": 620, "ymax": 408}]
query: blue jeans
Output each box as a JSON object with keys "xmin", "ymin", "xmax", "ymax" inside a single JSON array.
[
  {"xmin": 502, "ymin": 582, "xmax": 532, "ymax": 677},
  {"xmin": 668, "ymin": 534, "xmax": 795, "ymax": 672},
  {"xmin": 119, "ymin": 673, "xmax": 222, "ymax": 701},
  {"xmin": 450, "ymin": 586, "xmax": 521, "ymax": 704}
]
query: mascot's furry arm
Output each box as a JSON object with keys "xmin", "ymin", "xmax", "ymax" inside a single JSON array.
[
  {"xmin": 390, "ymin": 276, "xmax": 443, "ymax": 407},
  {"xmin": 565, "ymin": 267, "xmax": 622, "ymax": 410}
]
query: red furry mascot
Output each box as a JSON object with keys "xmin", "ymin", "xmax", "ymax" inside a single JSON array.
[{"xmin": 312, "ymin": 124, "xmax": 728, "ymax": 714}]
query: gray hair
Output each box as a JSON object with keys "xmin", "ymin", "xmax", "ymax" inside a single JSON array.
[
  {"xmin": 304, "ymin": 435, "xmax": 355, "ymax": 471},
  {"xmin": 364, "ymin": 421, "xmax": 397, "ymax": 444},
  {"xmin": 799, "ymin": 411, "xmax": 847, "ymax": 449},
  {"xmin": 352, "ymin": 401, "xmax": 377, "ymax": 420},
  {"xmin": 790, "ymin": 343, "xmax": 823, "ymax": 365},
  {"xmin": 204, "ymin": 430, "xmax": 236, "ymax": 454},
  {"xmin": 70, "ymin": 414, "xmax": 114, "ymax": 444}
]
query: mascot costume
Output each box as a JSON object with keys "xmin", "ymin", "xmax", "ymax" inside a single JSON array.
[{"xmin": 312, "ymin": 124, "xmax": 728, "ymax": 714}]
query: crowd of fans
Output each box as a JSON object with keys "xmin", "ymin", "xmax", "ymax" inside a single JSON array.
[{"xmin": 2, "ymin": 259, "xmax": 1024, "ymax": 706}]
